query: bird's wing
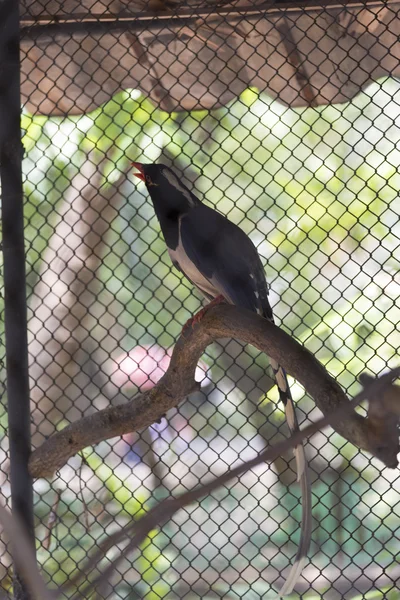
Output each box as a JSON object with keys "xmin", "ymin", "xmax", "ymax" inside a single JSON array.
[
  {"xmin": 179, "ymin": 204, "xmax": 262, "ymax": 311},
  {"xmin": 169, "ymin": 254, "xmax": 215, "ymax": 302}
]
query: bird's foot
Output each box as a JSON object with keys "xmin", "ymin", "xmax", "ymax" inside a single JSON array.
[{"xmin": 182, "ymin": 295, "xmax": 226, "ymax": 336}]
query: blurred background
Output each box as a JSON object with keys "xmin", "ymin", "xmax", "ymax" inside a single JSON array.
[{"xmin": 1, "ymin": 3, "xmax": 400, "ymax": 597}]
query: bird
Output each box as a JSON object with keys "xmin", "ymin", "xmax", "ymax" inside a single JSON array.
[{"xmin": 132, "ymin": 161, "xmax": 311, "ymax": 597}]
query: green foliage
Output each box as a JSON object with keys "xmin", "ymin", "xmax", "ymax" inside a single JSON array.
[
  {"xmin": 83, "ymin": 450, "xmax": 147, "ymax": 518},
  {"xmin": 17, "ymin": 79, "xmax": 400, "ymax": 597}
]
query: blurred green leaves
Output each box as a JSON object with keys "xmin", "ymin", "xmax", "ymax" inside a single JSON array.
[{"xmin": 17, "ymin": 78, "xmax": 400, "ymax": 598}]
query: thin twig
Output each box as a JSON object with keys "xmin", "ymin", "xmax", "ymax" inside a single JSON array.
[
  {"xmin": 43, "ymin": 488, "xmax": 62, "ymax": 551},
  {"xmin": 78, "ymin": 453, "xmax": 90, "ymax": 530}
]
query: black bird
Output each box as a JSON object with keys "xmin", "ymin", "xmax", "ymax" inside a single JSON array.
[{"xmin": 132, "ymin": 161, "xmax": 311, "ymax": 597}]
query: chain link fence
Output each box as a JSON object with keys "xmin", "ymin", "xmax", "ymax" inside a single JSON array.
[{"xmin": 1, "ymin": 0, "xmax": 400, "ymax": 598}]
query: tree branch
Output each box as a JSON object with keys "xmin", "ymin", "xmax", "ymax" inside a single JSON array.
[
  {"xmin": 0, "ymin": 504, "xmax": 54, "ymax": 600},
  {"xmin": 61, "ymin": 368, "xmax": 400, "ymax": 598},
  {"xmin": 0, "ymin": 371, "xmax": 398, "ymax": 600},
  {"xmin": 29, "ymin": 305, "xmax": 400, "ymax": 478},
  {"xmin": 3, "ymin": 370, "xmax": 398, "ymax": 600}
]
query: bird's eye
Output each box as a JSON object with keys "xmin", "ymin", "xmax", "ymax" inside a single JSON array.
[{"xmin": 146, "ymin": 175, "xmax": 152, "ymax": 184}]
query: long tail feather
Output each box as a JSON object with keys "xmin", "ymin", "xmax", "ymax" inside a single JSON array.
[
  {"xmin": 269, "ymin": 354, "xmax": 312, "ymax": 597},
  {"xmin": 278, "ymin": 442, "xmax": 312, "ymax": 597},
  {"xmin": 228, "ymin": 262, "xmax": 312, "ymax": 596}
]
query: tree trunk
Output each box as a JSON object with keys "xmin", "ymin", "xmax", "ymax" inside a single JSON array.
[{"xmin": 28, "ymin": 156, "xmax": 127, "ymax": 448}]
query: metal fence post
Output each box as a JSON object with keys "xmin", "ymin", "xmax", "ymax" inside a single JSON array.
[{"xmin": 0, "ymin": 0, "xmax": 35, "ymax": 598}]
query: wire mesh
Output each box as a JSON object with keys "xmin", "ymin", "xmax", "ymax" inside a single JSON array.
[{"xmin": 1, "ymin": 0, "xmax": 400, "ymax": 598}]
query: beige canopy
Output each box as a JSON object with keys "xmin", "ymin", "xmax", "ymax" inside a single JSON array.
[{"xmin": 20, "ymin": 1, "xmax": 400, "ymax": 115}]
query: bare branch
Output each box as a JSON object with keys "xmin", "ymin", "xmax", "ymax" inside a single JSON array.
[
  {"xmin": 61, "ymin": 368, "xmax": 400, "ymax": 597},
  {"xmin": 78, "ymin": 454, "xmax": 90, "ymax": 531},
  {"xmin": 43, "ymin": 488, "xmax": 62, "ymax": 551},
  {"xmin": 29, "ymin": 305, "xmax": 400, "ymax": 478},
  {"xmin": 0, "ymin": 371, "xmax": 398, "ymax": 600}
]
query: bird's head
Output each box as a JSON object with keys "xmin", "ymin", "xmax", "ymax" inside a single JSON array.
[
  {"xmin": 132, "ymin": 162, "xmax": 199, "ymax": 217},
  {"xmin": 132, "ymin": 162, "xmax": 164, "ymax": 187}
]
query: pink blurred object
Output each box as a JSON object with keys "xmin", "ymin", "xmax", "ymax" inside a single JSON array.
[
  {"xmin": 112, "ymin": 345, "xmax": 211, "ymax": 391},
  {"xmin": 111, "ymin": 345, "xmax": 211, "ymax": 457}
]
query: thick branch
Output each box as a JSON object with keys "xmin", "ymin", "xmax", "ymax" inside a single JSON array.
[
  {"xmin": 29, "ymin": 305, "xmax": 400, "ymax": 478},
  {"xmin": 3, "ymin": 372, "xmax": 397, "ymax": 600},
  {"xmin": 63, "ymin": 369, "xmax": 399, "ymax": 599},
  {"xmin": 0, "ymin": 504, "xmax": 53, "ymax": 600}
]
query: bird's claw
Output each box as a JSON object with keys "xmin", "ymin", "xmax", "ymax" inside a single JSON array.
[{"xmin": 182, "ymin": 295, "xmax": 226, "ymax": 337}]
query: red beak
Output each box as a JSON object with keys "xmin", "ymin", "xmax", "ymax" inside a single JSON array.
[{"xmin": 131, "ymin": 161, "xmax": 145, "ymax": 181}]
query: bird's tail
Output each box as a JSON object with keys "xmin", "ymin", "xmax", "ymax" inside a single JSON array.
[{"xmin": 269, "ymin": 356, "xmax": 312, "ymax": 598}]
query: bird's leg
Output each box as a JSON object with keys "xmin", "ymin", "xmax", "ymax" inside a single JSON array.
[
  {"xmin": 192, "ymin": 294, "xmax": 226, "ymax": 325},
  {"xmin": 182, "ymin": 295, "xmax": 226, "ymax": 335}
]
